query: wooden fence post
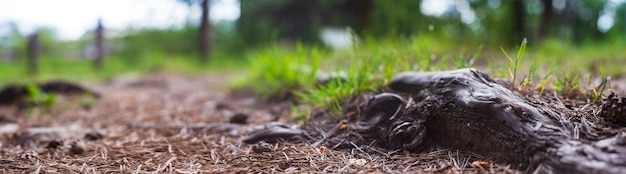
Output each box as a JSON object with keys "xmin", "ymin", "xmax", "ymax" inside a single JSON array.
[{"xmin": 27, "ymin": 32, "xmax": 40, "ymax": 75}]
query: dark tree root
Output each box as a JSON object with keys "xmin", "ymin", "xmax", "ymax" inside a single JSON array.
[
  {"xmin": 243, "ymin": 68, "xmax": 626, "ymax": 173},
  {"xmin": 0, "ymin": 80, "xmax": 100, "ymax": 105}
]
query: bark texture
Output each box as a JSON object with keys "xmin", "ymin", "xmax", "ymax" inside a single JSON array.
[
  {"xmin": 342, "ymin": 68, "xmax": 626, "ymax": 173},
  {"xmin": 244, "ymin": 68, "xmax": 626, "ymax": 173}
]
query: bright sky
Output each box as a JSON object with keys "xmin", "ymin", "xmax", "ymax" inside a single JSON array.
[{"xmin": 0, "ymin": 0, "xmax": 240, "ymax": 40}]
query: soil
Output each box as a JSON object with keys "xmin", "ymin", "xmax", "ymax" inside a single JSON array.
[{"xmin": 0, "ymin": 72, "xmax": 522, "ymax": 173}]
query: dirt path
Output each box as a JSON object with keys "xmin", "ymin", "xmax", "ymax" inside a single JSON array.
[{"xmin": 0, "ymin": 72, "xmax": 519, "ymax": 173}]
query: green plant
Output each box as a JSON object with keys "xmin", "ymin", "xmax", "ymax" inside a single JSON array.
[
  {"xmin": 588, "ymin": 68, "xmax": 609, "ymax": 102},
  {"xmin": 26, "ymin": 84, "xmax": 57, "ymax": 108},
  {"xmin": 535, "ymin": 65, "xmax": 554, "ymax": 95},
  {"xmin": 247, "ymin": 36, "xmax": 487, "ymax": 122},
  {"xmin": 290, "ymin": 105, "xmax": 311, "ymax": 124},
  {"xmin": 555, "ymin": 72, "xmax": 581, "ymax": 95},
  {"xmin": 451, "ymin": 45, "xmax": 481, "ymax": 69},
  {"xmin": 80, "ymin": 93, "xmax": 99, "ymax": 110},
  {"xmin": 522, "ymin": 58, "xmax": 539, "ymax": 89},
  {"xmin": 501, "ymin": 38, "xmax": 527, "ymax": 89},
  {"xmin": 247, "ymin": 43, "xmax": 324, "ymax": 98}
]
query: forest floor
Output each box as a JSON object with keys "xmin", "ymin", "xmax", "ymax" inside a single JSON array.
[{"xmin": 4, "ymin": 71, "xmax": 621, "ymax": 173}]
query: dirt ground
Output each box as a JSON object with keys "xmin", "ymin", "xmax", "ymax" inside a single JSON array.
[{"xmin": 0, "ymin": 72, "xmax": 523, "ymax": 173}]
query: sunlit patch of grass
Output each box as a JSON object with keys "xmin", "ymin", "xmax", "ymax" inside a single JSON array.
[
  {"xmin": 246, "ymin": 36, "xmax": 622, "ymax": 122},
  {"xmin": 247, "ymin": 36, "xmax": 481, "ymax": 121},
  {"xmin": 245, "ymin": 43, "xmax": 323, "ymax": 99},
  {"xmin": 0, "ymin": 52, "xmax": 245, "ymax": 87}
]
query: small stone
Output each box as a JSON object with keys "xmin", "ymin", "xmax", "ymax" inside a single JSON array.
[
  {"xmin": 19, "ymin": 150, "xmax": 38, "ymax": 159},
  {"xmin": 69, "ymin": 140, "xmax": 85, "ymax": 155},
  {"xmin": 251, "ymin": 141, "xmax": 273, "ymax": 153},
  {"xmin": 46, "ymin": 139, "xmax": 63, "ymax": 149},
  {"xmin": 215, "ymin": 102, "xmax": 231, "ymax": 111},
  {"xmin": 242, "ymin": 122, "xmax": 303, "ymax": 144},
  {"xmin": 229, "ymin": 113, "xmax": 248, "ymax": 124},
  {"xmin": 85, "ymin": 132, "xmax": 104, "ymax": 141}
]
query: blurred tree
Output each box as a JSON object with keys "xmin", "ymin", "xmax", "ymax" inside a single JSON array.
[
  {"xmin": 370, "ymin": 0, "xmax": 423, "ymax": 37},
  {"xmin": 199, "ymin": 0, "xmax": 212, "ymax": 64},
  {"xmin": 0, "ymin": 22, "xmax": 25, "ymax": 60},
  {"xmin": 115, "ymin": 27, "xmax": 198, "ymax": 65},
  {"xmin": 239, "ymin": 0, "xmax": 376, "ymax": 47},
  {"xmin": 610, "ymin": 2, "xmax": 626, "ymax": 42},
  {"xmin": 319, "ymin": 0, "xmax": 373, "ymax": 34},
  {"xmin": 19, "ymin": 27, "xmax": 73, "ymax": 59},
  {"xmin": 94, "ymin": 19, "xmax": 104, "ymax": 70},
  {"xmin": 539, "ymin": 0, "xmax": 554, "ymax": 41},
  {"xmin": 569, "ymin": 0, "xmax": 608, "ymax": 43},
  {"xmin": 238, "ymin": 0, "xmax": 320, "ymax": 46},
  {"xmin": 27, "ymin": 32, "xmax": 39, "ymax": 74},
  {"xmin": 177, "ymin": 0, "xmax": 212, "ymax": 64},
  {"xmin": 234, "ymin": 0, "xmax": 624, "ymax": 48}
]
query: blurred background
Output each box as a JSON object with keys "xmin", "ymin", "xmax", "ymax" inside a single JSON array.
[{"xmin": 0, "ymin": 0, "xmax": 624, "ymax": 84}]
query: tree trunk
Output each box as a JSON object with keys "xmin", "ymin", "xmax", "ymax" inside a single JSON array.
[
  {"xmin": 94, "ymin": 19, "xmax": 105, "ymax": 70},
  {"xmin": 512, "ymin": 0, "xmax": 526, "ymax": 43},
  {"xmin": 539, "ymin": 0, "xmax": 554, "ymax": 41},
  {"xmin": 26, "ymin": 32, "xmax": 40, "ymax": 75},
  {"xmin": 199, "ymin": 0, "xmax": 211, "ymax": 64}
]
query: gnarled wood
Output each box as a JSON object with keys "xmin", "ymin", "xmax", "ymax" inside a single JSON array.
[
  {"xmin": 340, "ymin": 68, "xmax": 626, "ymax": 173},
  {"xmin": 243, "ymin": 68, "xmax": 626, "ymax": 173}
]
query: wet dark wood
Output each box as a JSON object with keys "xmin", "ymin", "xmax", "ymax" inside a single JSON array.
[
  {"xmin": 347, "ymin": 68, "xmax": 626, "ymax": 173},
  {"xmin": 0, "ymin": 80, "xmax": 99, "ymax": 105},
  {"xmin": 243, "ymin": 68, "xmax": 626, "ymax": 173}
]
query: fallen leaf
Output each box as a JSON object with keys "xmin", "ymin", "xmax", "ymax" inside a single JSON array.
[
  {"xmin": 319, "ymin": 145, "xmax": 329, "ymax": 153},
  {"xmin": 471, "ymin": 160, "xmax": 489, "ymax": 168},
  {"xmin": 340, "ymin": 124, "xmax": 348, "ymax": 129}
]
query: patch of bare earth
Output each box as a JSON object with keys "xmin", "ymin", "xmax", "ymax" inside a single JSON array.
[{"xmin": 0, "ymin": 72, "xmax": 518, "ymax": 173}]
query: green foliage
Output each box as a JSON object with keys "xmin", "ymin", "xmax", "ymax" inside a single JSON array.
[
  {"xmin": 371, "ymin": 0, "xmax": 425, "ymax": 36},
  {"xmin": 115, "ymin": 27, "xmax": 198, "ymax": 61},
  {"xmin": 80, "ymin": 93, "xmax": 99, "ymax": 110},
  {"xmin": 501, "ymin": 38, "xmax": 527, "ymax": 89},
  {"xmin": 246, "ymin": 34, "xmax": 625, "ymax": 124},
  {"xmin": 588, "ymin": 68, "xmax": 610, "ymax": 102},
  {"xmin": 26, "ymin": 84, "xmax": 57, "ymax": 108},
  {"xmin": 535, "ymin": 65, "xmax": 554, "ymax": 95},
  {"xmin": 522, "ymin": 58, "xmax": 538, "ymax": 89},
  {"xmin": 0, "ymin": 53, "xmax": 243, "ymax": 87},
  {"xmin": 555, "ymin": 72, "xmax": 581, "ymax": 95},
  {"xmin": 246, "ymin": 43, "xmax": 323, "ymax": 98},
  {"xmin": 290, "ymin": 105, "xmax": 311, "ymax": 125},
  {"xmin": 246, "ymin": 36, "xmax": 481, "ymax": 121}
]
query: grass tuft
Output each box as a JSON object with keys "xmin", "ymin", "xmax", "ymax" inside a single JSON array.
[{"xmin": 500, "ymin": 38, "xmax": 527, "ymax": 89}]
